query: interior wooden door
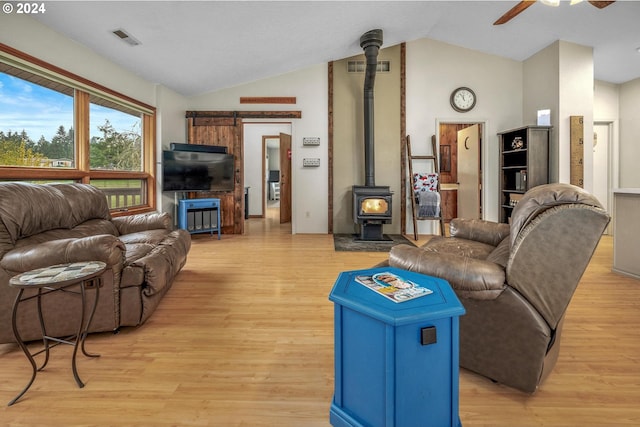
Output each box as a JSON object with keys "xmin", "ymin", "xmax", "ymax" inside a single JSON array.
[
  {"xmin": 187, "ymin": 117, "xmax": 244, "ymax": 234},
  {"xmin": 279, "ymin": 132, "xmax": 292, "ymax": 224},
  {"xmin": 457, "ymin": 124, "xmax": 481, "ymax": 219}
]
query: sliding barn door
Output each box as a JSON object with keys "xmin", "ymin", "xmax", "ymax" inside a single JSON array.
[{"xmin": 187, "ymin": 117, "xmax": 244, "ymax": 234}]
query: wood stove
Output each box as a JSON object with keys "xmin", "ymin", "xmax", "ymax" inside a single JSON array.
[
  {"xmin": 351, "ymin": 29, "xmax": 393, "ymax": 241},
  {"xmin": 353, "ymin": 185, "xmax": 392, "ymax": 241}
]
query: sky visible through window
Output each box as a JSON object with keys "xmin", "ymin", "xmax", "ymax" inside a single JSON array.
[{"xmin": 0, "ymin": 73, "xmax": 139, "ymax": 142}]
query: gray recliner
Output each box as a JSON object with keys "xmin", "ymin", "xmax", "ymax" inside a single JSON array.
[{"xmin": 388, "ymin": 183, "xmax": 610, "ymax": 393}]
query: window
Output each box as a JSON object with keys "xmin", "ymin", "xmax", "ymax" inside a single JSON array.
[
  {"xmin": 0, "ymin": 44, "xmax": 157, "ymax": 214},
  {"xmin": 89, "ymin": 95, "xmax": 142, "ymax": 172},
  {"xmin": 0, "ymin": 63, "xmax": 75, "ymax": 168}
]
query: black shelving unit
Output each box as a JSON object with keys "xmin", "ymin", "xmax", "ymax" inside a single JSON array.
[{"xmin": 498, "ymin": 125, "xmax": 550, "ymax": 223}]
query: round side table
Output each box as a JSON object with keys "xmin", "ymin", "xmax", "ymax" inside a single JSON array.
[{"xmin": 8, "ymin": 261, "xmax": 106, "ymax": 406}]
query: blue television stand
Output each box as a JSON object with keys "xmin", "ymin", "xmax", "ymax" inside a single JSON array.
[
  {"xmin": 178, "ymin": 198, "xmax": 221, "ymax": 239},
  {"xmin": 329, "ymin": 267, "xmax": 465, "ymax": 427}
]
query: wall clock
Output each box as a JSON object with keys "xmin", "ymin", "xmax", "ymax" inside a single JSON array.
[{"xmin": 450, "ymin": 87, "xmax": 476, "ymax": 113}]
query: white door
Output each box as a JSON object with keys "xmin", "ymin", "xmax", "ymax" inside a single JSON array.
[{"xmin": 457, "ymin": 124, "xmax": 481, "ymax": 219}]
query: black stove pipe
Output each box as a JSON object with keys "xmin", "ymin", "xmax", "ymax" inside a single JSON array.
[{"xmin": 359, "ymin": 29, "xmax": 383, "ymax": 187}]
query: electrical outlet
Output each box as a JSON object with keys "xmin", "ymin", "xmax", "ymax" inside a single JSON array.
[{"xmin": 303, "ymin": 158, "xmax": 320, "ymax": 167}]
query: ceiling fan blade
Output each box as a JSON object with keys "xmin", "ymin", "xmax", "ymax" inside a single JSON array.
[
  {"xmin": 494, "ymin": 0, "xmax": 537, "ymax": 25},
  {"xmin": 588, "ymin": 1, "xmax": 615, "ymax": 9}
]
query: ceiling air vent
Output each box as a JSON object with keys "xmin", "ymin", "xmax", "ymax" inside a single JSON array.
[
  {"xmin": 112, "ymin": 29, "xmax": 141, "ymax": 47},
  {"xmin": 347, "ymin": 60, "xmax": 390, "ymax": 73}
]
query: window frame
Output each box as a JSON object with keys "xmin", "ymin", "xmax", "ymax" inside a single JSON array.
[{"xmin": 0, "ymin": 43, "xmax": 157, "ymax": 216}]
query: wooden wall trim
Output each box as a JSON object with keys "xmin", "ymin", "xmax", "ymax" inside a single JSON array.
[
  {"xmin": 240, "ymin": 97, "xmax": 296, "ymax": 104},
  {"xmin": 400, "ymin": 42, "xmax": 407, "ymax": 236},
  {"xmin": 186, "ymin": 111, "xmax": 301, "ymax": 119},
  {"xmin": 328, "ymin": 61, "xmax": 334, "ymax": 234},
  {"xmin": 190, "ymin": 117, "xmax": 236, "ymax": 127},
  {"xmin": 76, "ymin": 91, "xmax": 90, "ymax": 177}
]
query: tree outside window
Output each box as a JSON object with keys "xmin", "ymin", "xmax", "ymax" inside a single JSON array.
[
  {"xmin": 0, "ymin": 70, "xmax": 75, "ymax": 168},
  {"xmin": 89, "ymin": 97, "xmax": 143, "ymax": 172}
]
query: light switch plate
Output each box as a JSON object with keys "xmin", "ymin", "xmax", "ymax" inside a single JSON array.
[
  {"xmin": 303, "ymin": 158, "xmax": 320, "ymax": 167},
  {"xmin": 302, "ymin": 137, "xmax": 320, "ymax": 146}
]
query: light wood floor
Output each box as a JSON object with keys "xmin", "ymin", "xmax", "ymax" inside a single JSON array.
[{"xmin": 1, "ymin": 207, "xmax": 639, "ymax": 426}]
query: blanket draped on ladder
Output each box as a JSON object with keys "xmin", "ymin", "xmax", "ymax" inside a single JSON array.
[{"xmin": 413, "ymin": 172, "xmax": 441, "ymax": 217}]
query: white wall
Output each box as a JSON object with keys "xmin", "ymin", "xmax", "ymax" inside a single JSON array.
[
  {"xmin": 594, "ymin": 80, "xmax": 620, "ymax": 192},
  {"xmin": 268, "ymin": 145, "xmax": 280, "ymax": 171},
  {"xmin": 595, "ymin": 80, "xmax": 620, "ymax": 119},
  {"xmin": 156, "ymin": 85, "xmax": 190, "ymax": 216},
  {"xmin": 559, "ymin": 41, "xmax": 594, "ymax": 190},
  {"xmin": 189, "ymin": 65, "xmax": 328, "ymax": 234},
  {"xmin": 156, "ymin": 85, "xmax": 189, "ymax": 148},
  {"xmin": 619, "ymin": 78, "xmax": 640, "ymax": 187},
  {"xmin": 406, "ymin": 39, "xmax": 523, "ymax": 227}
]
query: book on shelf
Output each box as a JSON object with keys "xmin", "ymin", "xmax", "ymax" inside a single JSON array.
[
  {"xmin": 515, "ymin": 170, "xmax": 527, "ymax": 191},
  {"xmin": 355, "ymin": 271, "xmax": 433, "ymax": 303}
]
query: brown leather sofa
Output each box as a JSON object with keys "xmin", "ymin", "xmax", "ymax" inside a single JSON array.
[
  {"xmin": 387, "ymin": 183, "xmax": 610, "ymax": 393},
  {"xmin": 0, "ymin": 182, "xmax": 191, "ymax": 344}
]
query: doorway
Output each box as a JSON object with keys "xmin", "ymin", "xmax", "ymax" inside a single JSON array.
[
  {"xmin": 436, "ymin": 121, "xmax": 484, "ymax": 221},
  {"xmin": 263, "ymin": 135, "xmax": 281, "ymax": 220},
  {"xmin": 261, "ymin": 133, "xmax": 292, "ymax": 225},
  {"xmin": 243, "ymin": 123, "xmax": 292, "ymax": 232}
]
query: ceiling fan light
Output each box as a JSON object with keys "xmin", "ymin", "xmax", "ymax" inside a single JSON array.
[
  {"xmin": 541, "ymin": 0, "xmax": 561, "ymax": 6},
  {"xmin": 570, "ymin": 0, "xmax": 584, "ymax": 4}
]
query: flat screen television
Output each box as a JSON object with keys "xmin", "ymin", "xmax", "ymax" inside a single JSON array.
[{"xmin": 162, "ymin": 150, "xmax": 234, "ymax": 192}]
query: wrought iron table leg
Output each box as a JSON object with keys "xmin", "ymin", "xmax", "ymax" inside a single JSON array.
[
  {"xmin": 8, "ymin": 290, "xmax": 37, "ymax": 406},
  {"xmin": 70, "ymin": 282, "xmax": 87, "ymax": 388},
  {"xmin": 70, "ymin": 278, "xmax": 101, "ymax": 387},
  {"xmin": 36, "ymin": 288, "xmax": 50, "ymax": 372},
  {"xmin": 80, "ymin": 279, "xmax": 101, "ymax": 358}
]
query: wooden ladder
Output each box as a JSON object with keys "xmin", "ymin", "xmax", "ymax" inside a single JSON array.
[{"xmin": 407, "ymin": 135, "xmax": 446, "ymax": 240}]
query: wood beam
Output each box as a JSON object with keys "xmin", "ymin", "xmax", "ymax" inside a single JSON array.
[
  {"xmin": 186, "ymin": 111, "xmax": 301, "ymax": 119},
  {"xmin": 239, "ymin": 97, "xmax": 296, "ymax": 104}
]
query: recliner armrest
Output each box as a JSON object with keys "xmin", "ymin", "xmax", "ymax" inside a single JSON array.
[
  {"xmin": 450, "ymin": 218, "xmax": 510, "ymax": 247},
  {"xmin": 389, "ymin": 244, "xmax": 506, "ymax": 300},
  {"xmin": 1, "ymin": 234, "xmax": 125, "ymax": 273},
  {"xmin": 112, "ymin": 212, "xmax": 172, "ymax": 235}
]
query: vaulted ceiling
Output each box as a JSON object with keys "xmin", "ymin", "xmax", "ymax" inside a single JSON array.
[{"xmin": 33, "ymin": 1, "xmax": 640, "ymax": 97}]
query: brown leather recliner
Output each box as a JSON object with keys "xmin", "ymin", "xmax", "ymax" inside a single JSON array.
[{"xmin": 388, "ymin": 183, "xmax": 610, "ymax": 393}]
